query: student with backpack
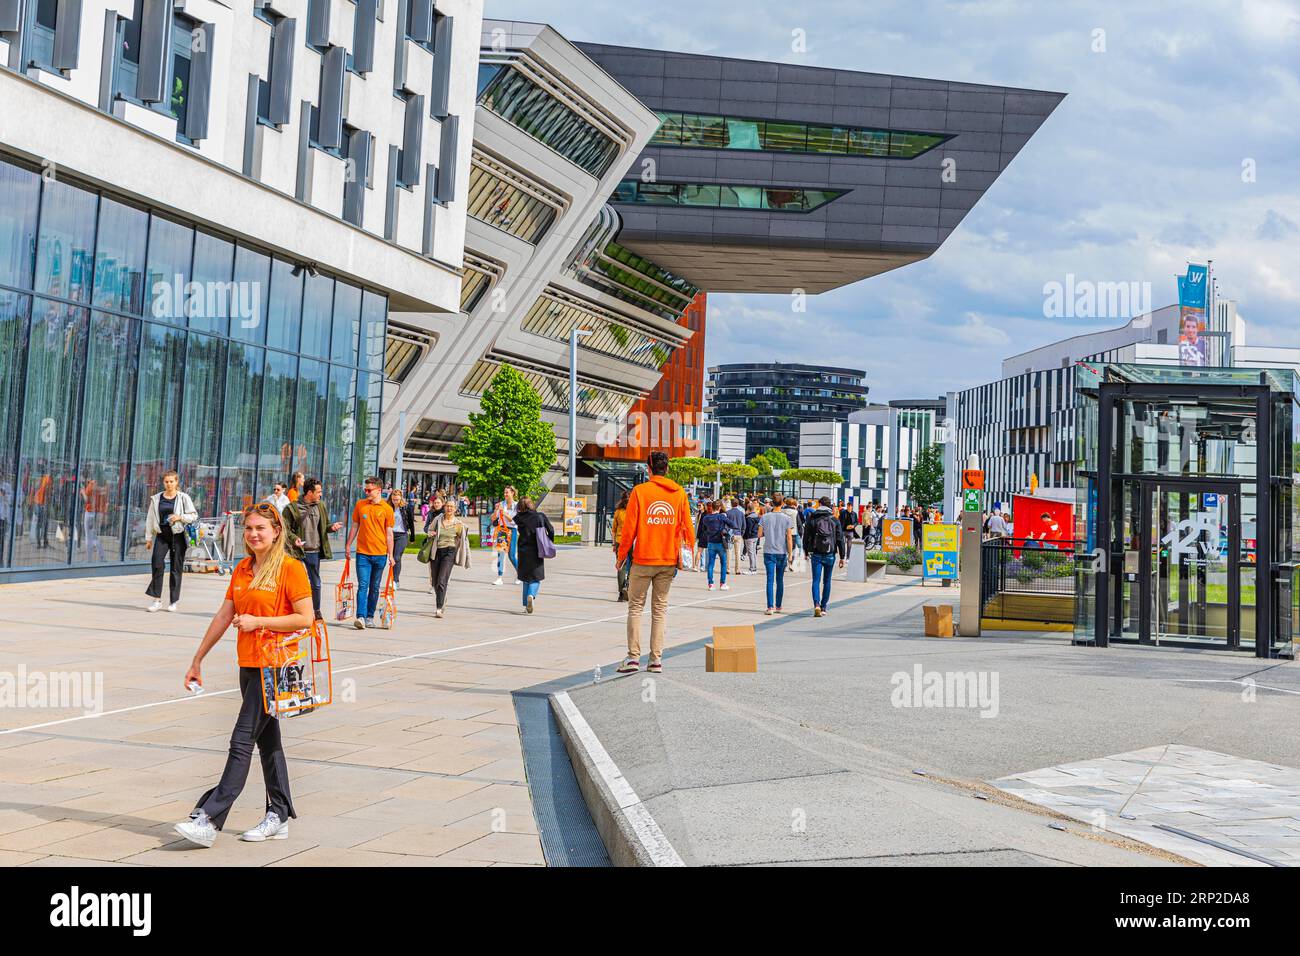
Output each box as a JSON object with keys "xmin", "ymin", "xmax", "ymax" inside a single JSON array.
[{"xmin": 803, "ymin": 496, "xmax": 845, "ymax": 617}]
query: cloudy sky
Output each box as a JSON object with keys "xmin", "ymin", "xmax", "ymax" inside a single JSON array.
[{"xmin": 487, "ymin": 0, "xmax": 1300, "ymax": 402}]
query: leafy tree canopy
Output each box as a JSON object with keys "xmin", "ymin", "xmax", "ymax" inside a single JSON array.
[{"xmin": 449, "ymin": 364, "xmax": 557, "ymax": 501}]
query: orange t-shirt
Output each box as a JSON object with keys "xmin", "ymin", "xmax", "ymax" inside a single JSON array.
[
  {"xmin": 351, "ymin": 499, "xmax": 394, "ymax": 556},
  {"xmin": 224, "ymin": 556, "xmax": 312, "ymax": 667},
  {"xmin": 287, "ymin": 488, "xmax": 299, "ymax": 502}
]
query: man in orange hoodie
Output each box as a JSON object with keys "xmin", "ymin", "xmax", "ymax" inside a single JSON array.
[{"xmin": 616, "ymin": 451, "xmax": 695, "ymax": 674}]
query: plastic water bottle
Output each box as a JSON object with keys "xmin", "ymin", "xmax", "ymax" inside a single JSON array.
[{"xmin": 593, "ymin": 665, "xmax": 602, "ymax": 684}]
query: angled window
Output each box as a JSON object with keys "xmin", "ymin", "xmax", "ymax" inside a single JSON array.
[
  {"xmin": 612, "ymin": 180, "xmax": 846, "ymax": 213},
  {"xmin": 647, "ymin": 110, "xmax": 952, "ymax": 160}
]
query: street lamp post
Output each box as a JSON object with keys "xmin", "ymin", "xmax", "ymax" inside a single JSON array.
[{"xmin": 568, "ymin": 327, "xmax": 592, "ymax": 500}]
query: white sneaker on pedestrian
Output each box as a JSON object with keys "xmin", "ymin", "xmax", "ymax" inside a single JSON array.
[
  {"xmin": 146, "ymin": 600, "xmax": 163, "ymax": 613},
  {"xmin": 429, "ymin": 586, "xmax": 436, "ymax": 594},
  {"xmin": 708, "ymin": 583, "xmax": 715, "ymax": 591},
  {"xmin": 765, "ymin": 608, "xmax": 774, "ymax": 615},
  {"xmin": 173, "ymin": 810, "xmax": 216, "ymax": 848},
  {"xmin": 354, "ymin": 617, "xmax": 366, "ymax": 630},
  {"xmin": 239, "ymin": 812, "xmax": 288, "ymax": 842},
  {"xmin": 493, "ymin": 577, "xmax": 503, "ymax": 587},
  {"xmin": 166, "ymin": 603, "xmax": 177, "ymax": 612},
  {"xmin": 720, "ymin": 583, "xmax": 730, "ymax": 591},
  {"xmin": 393, "ymin": 580, "xmax": 399, "ymax": 591},
  {"xmin": 814, "ymin": 606, "xmax": 823, "ymax": 618},
  {"xmin": 435, "ymin": 608, "xmax": 443, "ymax": 618}
]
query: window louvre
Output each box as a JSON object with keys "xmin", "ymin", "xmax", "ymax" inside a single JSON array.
[
  {"xmin": 51, "ymin": 0, "xmax": 82, "ymax": 69},
  {"xmin": 135, "ymin": 0, "xmax": 170, "ymax": 101},
  {"xmin": 343, "ymin": 128, "xmax": 371, "ymax": 226},
  {"xmin": 399, "ymin": 93, "xmax": 424, "ymax": 186},
  {"xmin": 434, "ymin": 113, "xmax": 457, "ymax": 204},
  {"xmin": 306, "ymin": 0, "xmax": 329, "ymax": 48},
  {"xmin": 185, "ymin": 21, "xmax": 215, "ymax": 141},
  {"xmin": 352, "ymin": 0, "xmax": 376, "ymax": 73},
  {"xmin": 428, "ymin": 13, "xmax": 452, "ymax": 118},
  {"xmin": 0, "ymin": 0, "xmax": 20, "ymax": 33},
  {"xmin": 406, "ymin": 0, "xmax": 432, "ymax": 43},
  {"xmin": 317, "ymin": 44, "xmax": 346, "ymax": 148},
  {"xmin": 267, "ymin": 16, "xmax": 296, "ymax": 125}
]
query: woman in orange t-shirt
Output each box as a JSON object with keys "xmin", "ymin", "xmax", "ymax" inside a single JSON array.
[{"xmin": 173, "ymin": 502, "xmax": 313, "ymax": 849}]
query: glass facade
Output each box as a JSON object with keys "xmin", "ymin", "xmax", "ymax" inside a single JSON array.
[
  {"xmin": 461, "ymin": 359, "xmax": 637, "ymax": 421},
  {"xmin": 649, "ymin": 110, "xmax": 951, "ymax": 159},
  {"xmin": 520, "ymin": 292, "xmax": 675, "ymax": 370},
  {"xmin": 612, "ymin": 180, "xmax": 846, "ymax": 213},
  {"xmin": 0, "ymin": 155, "xmax": 387, "ymax": 575},
  {"xmin": 466, "ymin": 159, "xmax": 560, "ymax": 244},
  {"xmin": 478, "ymin": 66, "xmax": 620, "ymax": 176}
]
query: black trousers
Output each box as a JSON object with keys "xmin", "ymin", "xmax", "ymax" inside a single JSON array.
[
  {"xmin": 195, "ymin": 667, "xmax": 295, "ymax": 829},
  {"xmin": 302, "ymin": 551, "xmax": 322, "ymax": 614},
  {"xmin": 392, "ymin": 532, "xmax": 408, "ymax": 582},
  {"xmin": 430, "ymin": 545, "xmax": 455, "ymax": 609},
  {"xmin": 146, "ymin": 532, "xmax": 186, "ymax": 604}
]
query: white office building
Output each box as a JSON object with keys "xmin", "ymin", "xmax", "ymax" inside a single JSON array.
[{"xmin": 799, "ymin": 405, "xmax": 922, "ymax": 509}]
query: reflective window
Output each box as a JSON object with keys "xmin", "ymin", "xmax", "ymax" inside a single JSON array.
[
  {"xmin": 265, "ymin": 258, "xmax": 302, "ymax": 351},
  {"xmin": 259, "ymin": 350, "xmax": 297, "ymax": 495},
  {"xmin": 169, "ymin": 16, "xmax": 197, "ymax": 135},
  {"xmin": 295, "ymin": 359, "xmax": 328, "ymax": 484},
  {"xmin": 30, "ymin": 0, "xmax": 58, "ymax": 69},
  {"xmin": 353, "ymin": 371, "xmax": 381, "ymax": 489},
  {"xmin": 521, "ymin": 293, "xmax": 675, "ymax": 370},
  {"xmin": 324, "ymin": 364, "xmax": 355, "ymax": 522},
  {"xmin": 466, "ymin": 160, "xmax": 559, "ymax": 243},
  {"xmin": 77, "ymin": 311, "xmax": 139, "ymax": 564},
  {"xmin": 35, "ymin": 180, "xmax": 98, "ymax": 304},
  {"xmin": 300, "ymin": 272, "xmax": 333, "ymax": 359},
  {"xmin": 146, "ymin": 217, "xmax": 194, "ymax": 324},
  {"xmin": 478, "ymin": 67, "xmax": 619, "ymax": 176},
  {"xmin": 614, "ymin": 180, "xmax": 845, "ymax": 213},
  {"xmin": 0, "ymin": 162, "xmax": 40, "ymax": 289},
  {"xmin": 92, "ymin": 198, "xmax": 148, "ymax": 315},
  {"xmin": 219, "ymin": 342, "xmax": 262, "ymax": 515},
  {"xmin": 188, "ymin": 232, "xmax": 235, "ymax": 335},
  {"xmin": 0, "ymin": 294, "xmax": 31, "ymax": 567},
  {"xmin": 360, "ymin": 290, "xmax": 386, "ymax": 373},
  {"xmin": 12, "ymin": 300, "xmax": 88, "ymax": 568},
  {"xmin": 330, "ymin": 281, "xmax": 361, "ymax": 365},
  {"xmin": 230, "ymin": 245, "xmax": 270, "ymax": 344},
  {"xmin": 648, "ymin": 109, "xmax": 950, "ymax": 159},
  {"xmin": 178, "ymin": 332, "xmax": 226, "ymax": 514},
  {"xmin": 127, "ymin": 322, "xmax": 185, "ymax": 561}
]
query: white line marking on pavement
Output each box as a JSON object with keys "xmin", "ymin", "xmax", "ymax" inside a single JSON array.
[
  {"xmin": 1169, "ymin": 678, "xmax": 1300, "ymax": 696},
  {"xmin": 0, "ymin": 583, "xmax": 768, "ymax": 736},
  {"xmin": 554, "ymin": 690, "xmax": 684, "ymax": 867}
]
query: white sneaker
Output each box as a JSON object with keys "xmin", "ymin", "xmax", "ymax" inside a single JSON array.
[
  {"xmin": 239, "ymin": 811, "xmax": 288, "ymax": 842},
  {"xmin": 166, "ymin": 603, "xmax": 177, "ymax": 612},
  {"xmin": 354, "ymin": 617, "xmax": 366, "ymax": 630},
  {"xmin": 146, "ymin": 600, "xmax": 163, "ymax": 613},
  {"xmin": 493, "ymin": 577, "xmax": 503, "ymax": 587},
  {"xmin": 429, "ymin": 586, "xmax": 436, "ymax": 594},
  {"xmin": 708, "ymin": 583, "xmax": 715, "ymax": 591},
  {"xmin": 435, "ymin": 608, "xmax": 443, "ymax": 618},
  {"xmin": 173, "ymin": 810, "xmax": 216, "ymax": 848},
  {"xmin": 720, "ymin": 583, "xmax": 730, "ymax": 591},
  {"xmin": 393, "ymin": 580, "xmax": 399, "ymax": 591}
]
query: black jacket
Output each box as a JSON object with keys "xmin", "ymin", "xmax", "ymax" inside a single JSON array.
[
  {"xmin": 514, "ymin": 509, "xmax": 556, "ymax": 583},
  {"xmin": 803, "ymin": 507, "xmax": 845, "ymax": 555}
]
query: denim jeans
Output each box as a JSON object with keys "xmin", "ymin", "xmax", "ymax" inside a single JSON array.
[
  {"xmin": 705, "ymin": 542, "xmax": 728, "ymax": 585},
  {"xmin": 810, "ymin": 552, "xmax": 835, "ymax": 609},
  {"xmin": 496, "ymin": 530, "xmax": 518, "ymax": 576},
  {"xmin": 302, "ymin": 551, "xmax": 322, "ymax": 614},
  {"xmin": 764, "ymin": 552, "xmax": 787, "ymax": 609},
  {"xmin": 521, "ymin": 580, "xmax": 540, "ymax": 606},
  {"xmin": 355, "ymin": 552, "xmax": 388, "ymax": 620}
]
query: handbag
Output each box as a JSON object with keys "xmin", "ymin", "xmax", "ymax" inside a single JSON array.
[
  {"xmin": 258, "ymin": 620, "xmax": 332, "ymax": 718},
  {"xmin": 334, "ymin": 555, "xmax": 355, "ymax": 621},
  {"xmin": 376, "ymin": 565, "xmax": 397, "ymax": 629},
  {"xmin": 536, "ymin": 524, "xmax": 557, "ymax": 559}
]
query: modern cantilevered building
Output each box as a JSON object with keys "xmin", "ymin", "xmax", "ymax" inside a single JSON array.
[{"xmin": 381, "ymin": 22, "xmax": 1065, "ymax": 500}]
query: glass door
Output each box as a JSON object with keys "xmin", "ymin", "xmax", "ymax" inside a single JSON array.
[{"xmin": 1148, "ymin": 483, "xmax": 1239, "ymax": 647}]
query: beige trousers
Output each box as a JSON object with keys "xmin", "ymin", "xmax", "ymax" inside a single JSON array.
[{"xmin": 626, "ymin": 563, "xmax": 676, "ymax": 662}]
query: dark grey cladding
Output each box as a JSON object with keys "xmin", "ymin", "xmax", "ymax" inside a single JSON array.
[{"xmin": 576, "ymin": 42, "xmax": 1064, "ymax": 294}]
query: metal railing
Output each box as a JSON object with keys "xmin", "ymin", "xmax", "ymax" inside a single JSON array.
[{"xmin": 980, "ymin": 537, "xmax": 1083, "ymax": 623}]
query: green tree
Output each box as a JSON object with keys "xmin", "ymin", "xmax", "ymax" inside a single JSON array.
[
  {"xmin": 667, "ymin": 456, "xmax": 717, "ymax": 487},
  {"xmin": 749, "ymin": 453, "xmax": 772, "ymax": 476},
  {"xmin": 907, "ymin": 442, "xmax": 945, "ymax": 508},
  {"xmin": 763, "ymin": 447, "xmax": 791, "ymax": 470},
  {"xmin": 782, "ymin": 468, "xmax": 844, "ymax": 500},
  {"xmin": 450, "ymin": 364, "xmax": 557, "ymax": 500}
]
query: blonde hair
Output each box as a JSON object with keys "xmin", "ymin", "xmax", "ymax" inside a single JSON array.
[{"xmin": 243, "ymin": 502, "xmax": 288, "ymax": 592}]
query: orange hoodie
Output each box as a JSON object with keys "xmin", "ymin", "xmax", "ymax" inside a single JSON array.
[{"xmin": 618, "ymin": 474, "xmax": 694, "ymax": 567}]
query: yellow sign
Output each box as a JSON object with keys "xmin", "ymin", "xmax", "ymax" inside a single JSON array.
[
  {"xmin": 563, "ymin": 496, "xmax": 586, "ymax": 536},
  {"xmin": 922, "ymin": 524, "xmax": 959, "ymax": 551},
  {"xmin": 882, "ymin": 518, "xmax": 913, "ymax": 552}
]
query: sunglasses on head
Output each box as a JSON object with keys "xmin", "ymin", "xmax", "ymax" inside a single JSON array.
[{"xmin": 244, "ymin": 503, "xmax": 282, "ymax": 521}]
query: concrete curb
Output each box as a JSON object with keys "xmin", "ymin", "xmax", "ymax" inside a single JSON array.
[{"xmin": 549, "ymin": 690, "xmax": 684, "ymax": 867}]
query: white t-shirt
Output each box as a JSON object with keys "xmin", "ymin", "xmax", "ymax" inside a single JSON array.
[{"xmin": 497, "ymin": 500, "xmax": 518, "ymax": 528}]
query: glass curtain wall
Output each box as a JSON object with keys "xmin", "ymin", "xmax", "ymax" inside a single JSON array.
[{"xmin": 0, "ymin": 155, "xmax": 387, "ymax": 574}]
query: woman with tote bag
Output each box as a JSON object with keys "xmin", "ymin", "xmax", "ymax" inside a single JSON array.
[
  {"xmin": 417, "ymin": 499, "xmax": 470, "ymax": 618},
  {"xmin": 512, "ymin": 497, "xmax": 556, "ymax": 614}
]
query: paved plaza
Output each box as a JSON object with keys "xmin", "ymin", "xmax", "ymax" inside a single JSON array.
[{"xmin": 0, "ymin": 545, "xmax": 873, "ymax": 866}]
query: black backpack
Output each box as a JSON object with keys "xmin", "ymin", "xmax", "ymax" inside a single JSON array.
[{"xmin": 804, "ymin": 512, "xmax": 838, "ymax": 554}]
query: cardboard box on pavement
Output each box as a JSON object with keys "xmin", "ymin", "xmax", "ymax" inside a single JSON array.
[
  {"xmin": 923, "ymin": 603, "xmax": 954, "ymax": 638},
  {"xmin": 705, "ymin": 625, "xmax": 758, "ymax": 672}
]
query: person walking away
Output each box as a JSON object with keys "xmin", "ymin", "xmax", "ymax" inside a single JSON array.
[
  {"xmin": 611, "ymin": 491, "xmax": 630, "ymax": 600},
  {"xmin": 783, "ymin": 497, "xmax": 805, "ymax": 573},
  {"xmin": 491, "ymin": 486, "xmax": 519, "ymax": 586},
  {"xmin": 145, "ymin": 470, "xmax": 198, "ymax": 612},
  {"xmin": 725, "ymin": 497, "xmax": 745, "ymax": 574},
  {"xmin": 287, "ymin": 472, "xmax": 305, "ymax": 504},
  {"xmin": 389, "ymin": 490, "xmax": 414, "ymax": 590},
  {"xmin": 694, "ymin": 498, "xmax": 709, "ymax": 571},
  {"xmin": 418, "ymin": 499, "xmax": 469, "ymax": 617},
  {"xmin": 759, "ymin": 502, "xmax": 795, "ymax": 615},
  {"xmin": 513, "ymin": 497, "xmax": 555, "ymax": 614},
  {"xmin": 615, "ymin": 452, "xmax": 694, "ymax": 674},
  {"xmin": 700, "ymin": 500, "xmax": 732, "ymax": 591},
  {"xmin": 804, "ymin": 496, "xmax": 844, "ymax": 617},
  {"xmin": 345, "ymin": 476, "xmax": 394, "ymax": 629},
  {"xmin": 742, "ymin": 502, "xmax": 761, "ymax": 574},
  {"xmin": 174, "ymin": 501, "xmax": 312, "ymax": 848},
  {"xmin": 281, "ymin": 477, "xmax": 341, "ymax": 620}
]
